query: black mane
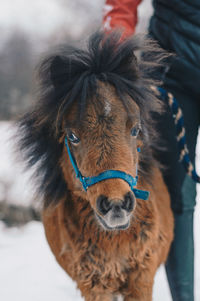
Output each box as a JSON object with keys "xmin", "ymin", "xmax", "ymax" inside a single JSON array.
[{"xmin": 17, "ymin": 31, "xmax": 167, "ymax": 207}]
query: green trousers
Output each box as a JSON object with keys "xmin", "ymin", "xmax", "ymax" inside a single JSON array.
[
  {"xmin": 166, "ymin": 210, "xmax": 194, "ymax": 300},
  {"xmin": 154, "ymin": 79, "xmax": 199, "ymax": 300}
]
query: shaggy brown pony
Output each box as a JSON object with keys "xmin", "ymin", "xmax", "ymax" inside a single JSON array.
[{"xmin": 17, "ymin": 32, "xmax": 173, "ymax": 301}]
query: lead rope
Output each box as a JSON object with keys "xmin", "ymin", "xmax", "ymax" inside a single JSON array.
[{"xmin": 151, "ymin": 86, "xmax": 200, "ymax": 183}]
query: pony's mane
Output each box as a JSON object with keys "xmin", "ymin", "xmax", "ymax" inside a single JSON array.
[{"xmin": 17, "ymin": 31, "xmax": 167, "ymax": 207}]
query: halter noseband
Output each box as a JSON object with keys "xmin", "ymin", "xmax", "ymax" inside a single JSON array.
[{"xmin": 65, "ymin": 137, "xmax": 149, "ymax": 201}]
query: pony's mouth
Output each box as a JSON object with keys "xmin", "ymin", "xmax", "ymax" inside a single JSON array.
[{"xmin": 95, "ymin": 213, "xmax": 130, "ymax": 231}]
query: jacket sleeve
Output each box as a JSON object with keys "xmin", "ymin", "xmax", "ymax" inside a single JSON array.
[{"xmin": 102, "ymin": 0, "xmax": 142, "ymax": 38}]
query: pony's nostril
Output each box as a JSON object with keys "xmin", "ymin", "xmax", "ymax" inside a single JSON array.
[
  {"xmin": 122, "ymin": 192, "xmax": 135, "ymax": 212},
  {"xmin": 97, "ymin": 195, "xmax": 111, "ymax": 215}
]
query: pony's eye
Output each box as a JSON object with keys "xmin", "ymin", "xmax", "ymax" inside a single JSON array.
[
  {"xmin": 68, "ymin": 131, "xmax": 80, "ymax": 144},
  {"xmin": 131, "ymin": 125, "xmax": 140, "ymax": 137}
]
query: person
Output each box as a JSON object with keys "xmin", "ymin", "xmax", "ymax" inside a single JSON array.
[{"xmin": 102, "ymin": 1, "xmax": 200, "ymax": 300}]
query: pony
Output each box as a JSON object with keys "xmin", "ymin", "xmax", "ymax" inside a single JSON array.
[{"xmin": 17, "ymin": 32, "xmax": 174, "ymax": 301}]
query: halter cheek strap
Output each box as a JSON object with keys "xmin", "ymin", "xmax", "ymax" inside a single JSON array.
[{"xmin": 65, "ymin": 137, "xmax": 149, "ymax": 200}]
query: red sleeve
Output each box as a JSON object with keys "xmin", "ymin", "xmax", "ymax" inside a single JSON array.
[{"xmin": 103, "ymin": 0, "xmax": 142, "ymax": 38}]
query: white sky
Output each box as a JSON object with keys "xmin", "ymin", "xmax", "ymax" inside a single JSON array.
[{"xmin": 0, "ymin": 0, "xmax": 71, "ymax": 36}]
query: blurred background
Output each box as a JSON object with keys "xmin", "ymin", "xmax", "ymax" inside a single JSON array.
[{"xmin": 0, "ymin": 1, "xmax": 199, "ymax": 300}]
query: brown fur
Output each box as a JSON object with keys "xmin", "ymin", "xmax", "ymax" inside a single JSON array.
[{"xmin": 42, "ymin": 82, "xmax": 174, "ymax": 301}]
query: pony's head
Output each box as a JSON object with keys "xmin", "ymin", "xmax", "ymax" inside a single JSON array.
[
  {"xmin": 17, "ymin": 31, "xmax": 165, "ymax": 230},
  {"xmin": 61, "ymin": 80, "xmax": 143, "ymax": 230}
]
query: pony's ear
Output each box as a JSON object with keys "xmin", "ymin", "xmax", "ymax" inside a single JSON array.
[{"xmin": 50, "ymin": 56, "xmax": 68, "ymax": 89}]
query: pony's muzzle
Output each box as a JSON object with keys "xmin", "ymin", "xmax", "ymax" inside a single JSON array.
[
  {"xmin": 97, "ymin": 192, "xmax": 134, "ymax": 215},
  {"xmin": 96, "ymin": 192, "xmax": 135, "ymax": 230}
]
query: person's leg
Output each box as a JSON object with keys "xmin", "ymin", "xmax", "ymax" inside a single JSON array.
[
  {"xmin": 154, "ymin": 83, "xmax": 199, "ymax": 301},
  {"xmin": 166, "ymin": 209, "xmax": 194, "ymax": 301}
]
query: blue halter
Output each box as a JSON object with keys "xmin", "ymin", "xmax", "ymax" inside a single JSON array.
[{"xmin": 65, "ymin": 137, "xmax": 149, "ymax": 200}]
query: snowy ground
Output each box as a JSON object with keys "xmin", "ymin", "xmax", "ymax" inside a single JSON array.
[{"xmin": 0, "ymin": 122, "xmax": 199, "ymax": 301}]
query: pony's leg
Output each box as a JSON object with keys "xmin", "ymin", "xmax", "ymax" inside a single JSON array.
[
  {"xmin": 123, "ymin": 289, "xmax": 152, "ymax": 301},
  {"xmin": 124, "ymin": 294, "xmax": 152, "ymax": 301},
  {"xmin": 123, "ymin": 270, "xmax": 155, "ymax": 301},
  {"xmin": 84, "ymin": 293, "xmax": 113, "ymax": 301},
  {"xmin": 113, "ymin": 295, "xmax": 124, "ymax": 301}
]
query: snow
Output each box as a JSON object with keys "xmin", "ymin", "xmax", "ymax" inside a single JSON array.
[
  {"xmin": 0, "ymin": 221, "xmax": 82, "ymax": 301},
  {"xmin": 0, "ymin": 122, "xmax": 199, "ymax": 300}
]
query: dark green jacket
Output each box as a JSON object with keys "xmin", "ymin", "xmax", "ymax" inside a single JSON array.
[{"xmin": 149, "ymin": 0, "xmax": 200, "ymax": 96}]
